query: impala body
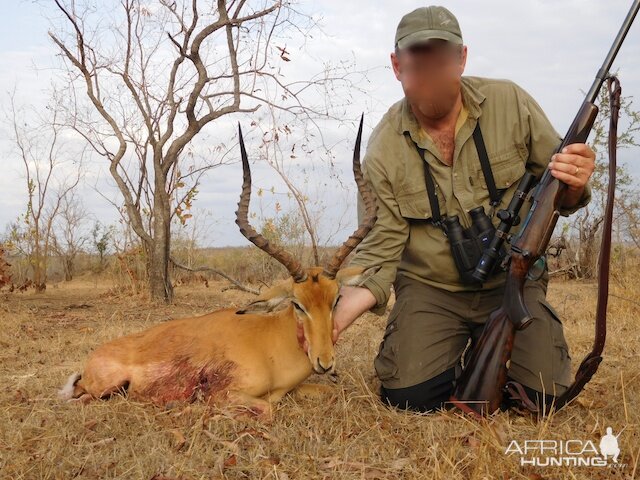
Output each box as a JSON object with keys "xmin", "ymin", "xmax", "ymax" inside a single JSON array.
[{"xmin": 59, "ymin": 118, "xmax": 377, "ymax": 417}]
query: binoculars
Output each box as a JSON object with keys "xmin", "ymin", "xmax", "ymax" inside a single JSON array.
[{"xmin": 443, "ymin": 172, "xmax": 537, "ymax": 285}]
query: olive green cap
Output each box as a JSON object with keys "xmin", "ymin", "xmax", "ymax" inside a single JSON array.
[{"xmin": 395, "ymin": 6, "xmax": 463, "ymax": 49}]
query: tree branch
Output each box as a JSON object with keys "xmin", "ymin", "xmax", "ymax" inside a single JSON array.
[{"xmin": 170, "ymin": 256, "xmax": 259, "ymax": 295}]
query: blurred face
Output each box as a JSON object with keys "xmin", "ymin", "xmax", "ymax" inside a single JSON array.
[{"xmin": 391, "ymin": 40, "xmax": 467, "ymax": 120}]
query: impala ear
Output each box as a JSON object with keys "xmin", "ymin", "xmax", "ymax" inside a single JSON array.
[
  {"xmin": 236, "ymin": 279, "xmax": 293, "ymax": 314},
  {"xmin": 335, "ymin": 266, "xmax": 380, "ymax": 287}
]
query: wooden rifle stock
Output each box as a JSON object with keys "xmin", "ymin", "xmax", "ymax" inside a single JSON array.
[{"xmin": 450, "ymin": 0, "xmax": 638, "ymax": 417}]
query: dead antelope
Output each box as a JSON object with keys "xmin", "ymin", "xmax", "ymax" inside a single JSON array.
[{"xmin": 58, "ymin": 117, "xmax": 377, "ymax": 418}]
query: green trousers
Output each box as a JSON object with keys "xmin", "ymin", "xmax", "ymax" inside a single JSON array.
[{"xmin": 374, "ymin": 271, "xmax": 572, "ymax": 398}]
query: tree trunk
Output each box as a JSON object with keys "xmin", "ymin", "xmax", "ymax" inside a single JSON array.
[
  {"xmin": 64, "ymin": 257, "xmax": 73, "ymax": 281},
  {"xmin": 32, "ymin": 239, "xmax": 46, "ymax": 292},
  {"xmin": 147, "ymin": 185, "xmax": 173, "ymax": 303}
]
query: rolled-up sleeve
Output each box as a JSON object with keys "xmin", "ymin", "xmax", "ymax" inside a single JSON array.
[{"xmin": 349, "ymin": 149, "xmax": 409, "ymax": 315}]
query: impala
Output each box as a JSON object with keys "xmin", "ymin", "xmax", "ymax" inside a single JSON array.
[{"xmin": 58, "ymin": 117, "xmax": 377, "ymax": 418}]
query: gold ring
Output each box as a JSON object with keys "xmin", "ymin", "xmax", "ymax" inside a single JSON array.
[{"xmin": 575, "ymin": 166, "xmax": 580, "ymax": 175}]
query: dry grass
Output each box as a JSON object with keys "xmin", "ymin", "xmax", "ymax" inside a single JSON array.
[{"xmin": 1, "ymin": 271, "xmax": 639, "ymax": 479}]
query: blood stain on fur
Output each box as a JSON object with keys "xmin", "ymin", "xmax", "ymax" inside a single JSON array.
[{"xmin": 140, "ymin": 357, "xmax": 236, "ymax": 405}]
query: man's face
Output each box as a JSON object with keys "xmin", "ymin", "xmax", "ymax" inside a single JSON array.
[{"xmin": 391, "ymin": 40, "xmax": 467, "ymax": 120}]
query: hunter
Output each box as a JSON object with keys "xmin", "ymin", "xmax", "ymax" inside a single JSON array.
[{"xmin": 332, "ymin": 5, "xmax": 595, "ymax": 412}]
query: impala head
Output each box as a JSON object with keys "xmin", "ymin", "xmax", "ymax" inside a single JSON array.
[{"xmin": 235, "ymin": 116, "xmax": 378, "ymax": 374}]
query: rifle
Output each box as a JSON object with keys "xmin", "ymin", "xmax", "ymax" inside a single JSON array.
[{"xmin": 449, "ymin": 0, "xmax": 638, "ymax": 417}]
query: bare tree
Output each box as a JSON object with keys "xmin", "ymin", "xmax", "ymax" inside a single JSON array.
[
  {"xmin": 250, "ymin": 102, "xmax": 362, "ymax": 268},
  {"xmin": 258, "ymin": 124, "xmax": 322, "ymax": 264},
  {"xmin": 562, "ymin": 84, "xmax": 640, "ymax": 278},
  {"xmin": 615, "ymin": 194, "xmax": 640, "ymax": 249},
  {"xmin": 5, "ymin": 91, "xmax": 82, "ymax": 291},
  {"xmin": 51, "ymin": 192, "xmax": 89, "ymax": 281},
  {"xmin": 91, "ymin": 221, "xmax": 114, "ymax": 273},
  {"xmin": 49, "ymin": 0, "xmax": 360, "ymax": 302},
  {"xmin": 0, "ymin": 245, "xmax": 11, "ymax": 290}
]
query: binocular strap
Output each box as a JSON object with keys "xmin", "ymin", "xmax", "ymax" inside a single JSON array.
[{"xmin": 407, "ymin": 121, "xmax": 502, "ymax": 227}]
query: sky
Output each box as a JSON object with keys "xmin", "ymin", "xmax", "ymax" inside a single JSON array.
[{"xmin": 1, "ymin": 0, "xmax": 639, "ymax": 249}]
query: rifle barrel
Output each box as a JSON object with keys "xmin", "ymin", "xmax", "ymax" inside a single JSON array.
[{"xmin": 585, "ymin": 0, "xmax": 640, "ymax": 104}]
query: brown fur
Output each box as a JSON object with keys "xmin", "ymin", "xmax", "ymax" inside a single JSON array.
[{"xmin": 62, "ymin": 266, "xmax": 377, "ymax": 416}]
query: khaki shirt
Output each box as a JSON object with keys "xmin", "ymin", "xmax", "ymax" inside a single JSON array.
[{"xmin": 351, "ymin": 76, "xmax": 591, "ymax": 314}]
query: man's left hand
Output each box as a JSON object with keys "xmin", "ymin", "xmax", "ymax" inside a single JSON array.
[{"xmin": 548, "ymin": 143, "xmax": 595, "ymax": 192}]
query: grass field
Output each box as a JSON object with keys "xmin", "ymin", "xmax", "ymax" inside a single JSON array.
[{"xmin": 1, "ymin": 272, "xmax": 638, "ymax": 479}]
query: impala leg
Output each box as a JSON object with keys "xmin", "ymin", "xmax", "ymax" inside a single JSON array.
[
  {"xmin": 67, "ymin": 382, "xmax": 128, "ymax": 403},
  {"xmin": 74, "ymin": 377, "xmax": 129, "ymax": 401},
  {"xmin": 225, "ymin": 390, "xmax": 273, "ymax": 421},
  {"xmin": 98, "ymin": 381, "xmax": 130, "ymax": 399},
  {"xmin": 67, "ymin": 393, "xmax": 94, "ymax": 404},
  {"xmin": 292, "ymin": 383, "xmax": 335, "ymax": 399}
]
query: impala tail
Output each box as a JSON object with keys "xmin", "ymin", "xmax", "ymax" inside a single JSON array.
[{"xmin": 58, "ymin": 372, "xmax": 83, "ymax": 400}]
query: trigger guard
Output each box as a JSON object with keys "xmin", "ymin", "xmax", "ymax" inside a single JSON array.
[{"xmin": 526, "ymin": 255, "xmax": 547, "ymax": 281}]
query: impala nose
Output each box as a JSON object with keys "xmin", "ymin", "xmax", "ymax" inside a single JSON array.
[{"xmin": 315, "ymin": 357, "xmax": 334, "ymax": 374}]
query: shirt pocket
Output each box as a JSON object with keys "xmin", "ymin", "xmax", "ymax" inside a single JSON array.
[
  {"xmin": 477, "ymin": 147, "xmax": 527, "ymax": 190},
  {"xmin": 395, "ymin": 180, "xmax": 436, "ymax": 221},
  {"xmin": 473, "ymin": 147, "xmax": 527, "ymax": 208}
]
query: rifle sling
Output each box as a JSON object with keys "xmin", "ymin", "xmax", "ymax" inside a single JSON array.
[{"xmin": 508, "ymin": 76, "xmax": 621, "ymax": 413}]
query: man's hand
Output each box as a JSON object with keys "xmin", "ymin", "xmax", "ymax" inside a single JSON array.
[
  {"xmin": 296, "ymin": 285, "xmax": 377, "ymax": 353},
  {"xmin": 332, "ymin": 286, "xmax": 377, "ymax": 344},
  {"xmin": 548, "ymin": 143, "xmax": 595, "ymax": 207}
]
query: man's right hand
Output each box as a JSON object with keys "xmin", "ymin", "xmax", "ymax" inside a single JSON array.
[
  {"xmin": 296, "ymin": 285, "xmax": 377, "ymax": 353},
  {"xmin": 332, "ymin": 285, "xmax": 377, "ymax": 344}
]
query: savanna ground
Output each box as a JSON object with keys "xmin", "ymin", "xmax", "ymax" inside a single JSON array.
[{"xmin": 1, "ymin": 266, "xmax": 639, "ymax": 479}]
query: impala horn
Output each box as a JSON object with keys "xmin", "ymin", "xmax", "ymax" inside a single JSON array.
[
  {"xmin": 235, "ymin": 124, "xmax": 307, "ymax": 283},
  {"xmin": 323, "ymin": 114, "xmax": 377, "ymax": 279}
]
